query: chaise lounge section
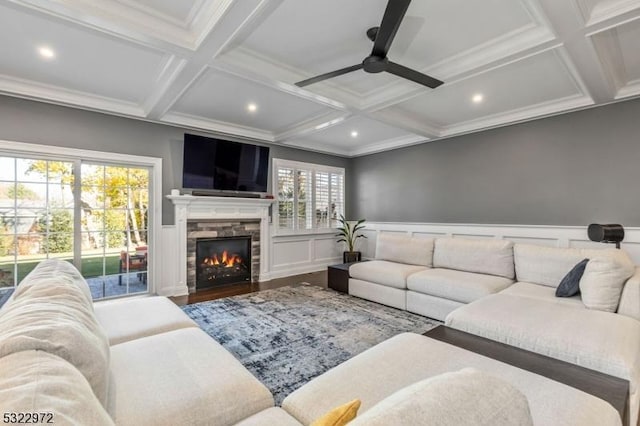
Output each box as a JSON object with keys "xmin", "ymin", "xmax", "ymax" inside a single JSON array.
[{"xmin": 0, "ymin": 260, "xmax": 274, "ymax": 426}]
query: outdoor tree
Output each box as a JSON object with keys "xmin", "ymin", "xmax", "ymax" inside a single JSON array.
[
  {"xmin": 38, "ymin": 210, "xmax": 73, "ymax": 253},
  {"xmin": 8, "ymin": 183, "xmax": 39, "ymax": 201},
  {"xmin": 26, "ymin": 161, "xmax": 149, "ymax": 250}
]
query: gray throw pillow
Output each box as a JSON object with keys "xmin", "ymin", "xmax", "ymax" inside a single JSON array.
[{"xmin": 556, "ymin": 258, "xmax": 589, "ymax": 297}]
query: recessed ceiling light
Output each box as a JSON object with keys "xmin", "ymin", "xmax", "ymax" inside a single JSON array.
[
  {"xmin": 38, "ymin": 46, "xmax": 55, "ymax": 60},
  {"xmin": 472, "ymin": 94, "xmax": 484, "ymax": 104},
  {"xmin": 247, "ymin": 103, "xmax": 257, "ymax": 113},
  {"xmin": 351, "ymin": 131, "xmax": 358, "ymax": 138}
]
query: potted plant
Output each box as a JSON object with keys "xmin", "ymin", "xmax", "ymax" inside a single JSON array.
[{"xmin": 336, "ymin": 215, "xmax": 367, "ymax": 263}]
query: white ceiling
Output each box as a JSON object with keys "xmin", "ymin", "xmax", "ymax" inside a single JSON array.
[{"xmin": 0, "ymin": 0, "xmax": 639, "ymax": 157}]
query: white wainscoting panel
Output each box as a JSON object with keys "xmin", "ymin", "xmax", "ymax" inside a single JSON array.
[
  {"xmin": 270, "ymin": 231, "xmax": 342, "ymax": 280},
  {"xmin": 361, "ymin": 222, "xmax": 640, "ymax": 264},
  {"xmin": 272, "ymin": 239, "xmax": 310, "ymax": 265}
]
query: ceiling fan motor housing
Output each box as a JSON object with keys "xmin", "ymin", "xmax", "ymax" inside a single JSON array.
[{"xmin": 362, "ymin": 56, "xmax": 388, "ymax": 73}]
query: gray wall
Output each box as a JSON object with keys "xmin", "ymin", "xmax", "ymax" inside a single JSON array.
[
  {"xmin": 0, "ymin": 95, "xmax": 350, "ymax": 225},
  {"xmin": 350, "ymin": 97, "xmax": 640, "ymax": 226}
]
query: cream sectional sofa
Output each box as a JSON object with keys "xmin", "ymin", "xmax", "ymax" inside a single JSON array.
[
  {"xmin": 348, "ymin": 233, "xmax": 640, "ymax": 425},
  {"xmin": 0, "ymin": 258, "xmax": 630, "ymax": 425}
]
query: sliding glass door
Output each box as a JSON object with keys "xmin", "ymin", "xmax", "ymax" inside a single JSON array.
[{"xmin": 0, "ymin": 155, "xmax": 150, "ymax": 300}]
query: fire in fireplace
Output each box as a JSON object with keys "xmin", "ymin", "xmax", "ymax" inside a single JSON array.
[{"xmin": 196, "ymin": 236, "xmax": 251, "ymax": 289}]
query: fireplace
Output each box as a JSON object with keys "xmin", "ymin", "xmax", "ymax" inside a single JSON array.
[{"xmin": 195, "ymin": 236, "xmax": 251, "ymax": 290}]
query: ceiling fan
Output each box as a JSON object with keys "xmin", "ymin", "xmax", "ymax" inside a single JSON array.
[{"xmin": 295, "ymin": 0, "xmax": 443, "ymax": 89}]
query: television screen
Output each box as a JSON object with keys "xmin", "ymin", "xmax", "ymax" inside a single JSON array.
[{"xmin": 182, "ymin": 134, "xmax": 270, "ymax": 193}]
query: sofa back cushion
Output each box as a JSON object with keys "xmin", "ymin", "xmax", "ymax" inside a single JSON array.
[
  {"xmin": 0, "ymin": 350, "xmax": 114, "ymax": 425},
  {"xmin": 579, "ymin": 249, "xmax": 635, "ymax": 312},
  {"xmin": 514, "ymin": 244, "xmax": 585, "ymax": 287},
  {"xmin": 375, "ymin": 233, "xmax": 433, "ymax": 267},
  {"xmin": 618, "ymin": 267, "xmax": 640, "ymax": 321},
  {"xmin": 433, "ymin": 238, "xmax": 515, "ymax": 279},
  {"xmin": 13, "ymin": 259, "xmax": 93, "ymax": 307},
  {"xmin": 350, "ymin": 368, "xmax": 532, "ymax": 426},
  {"xmin": 0, "ymin": 260, "xmax": 110, "ymax": 406}
]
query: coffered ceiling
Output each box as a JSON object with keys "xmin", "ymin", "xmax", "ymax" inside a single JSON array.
[{"xmin": 1, "ymin": 0, "xmax": 639, "ymax": 156}]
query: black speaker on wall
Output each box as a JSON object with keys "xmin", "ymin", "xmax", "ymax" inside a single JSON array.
[{"xmin": 588, "ymin": 224, "xmax": 624, "ymax": 249}]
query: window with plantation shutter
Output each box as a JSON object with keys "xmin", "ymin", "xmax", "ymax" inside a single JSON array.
[{"xmin": 273, "ymin": 159, "xmax": 345, "ymax": 233}]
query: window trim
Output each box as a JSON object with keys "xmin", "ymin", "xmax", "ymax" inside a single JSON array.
[
  {"xmin": 272, "ymin": 158, "xmax": 345, "ymax": 236},
  {"xmin": 0, "ymin": 139, "xmax": 162, "ymax": 295}
]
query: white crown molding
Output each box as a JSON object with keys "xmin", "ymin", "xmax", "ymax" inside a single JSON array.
[
  {"xmin": 346, "ymin": 135, "xmax": 428, "ymax": 157},
  {"xmin": 441, "ymin": 94, "xmax": 594, "ymax": 137},
  {"xmin": 274, "ymin": 111, "xmax": 352, "ymax": 142},
  {"xmin": 616, "ymin": 79, "xmax": 640, "ymax": 98},
  {"xmin": 0, "ymin": 75, "xmax": 145, "ymax": 117},
  {"xmin": 276, "ymin": 139, "xmax": 352, "ymax": 157},
  {"xmin": 368, "ymin": 109, "xmax": 442, "ymax": 139},
  {"xmin": 580, "ymin": 0, "xmax": 640, "ymax": 26},
  {"xmin": 114, "ymin": 0, "xmax": 197, "ymax": 28},
  {"xmin": 161, "ymin": 111, "xmax": 274, "ymax": 141}
]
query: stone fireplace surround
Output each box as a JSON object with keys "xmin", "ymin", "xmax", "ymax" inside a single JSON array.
[
  {"xmin": 187, "ymin": 219, "xmax": 260, "ymax": 292},
  {"xmin": 168, "ymin": 195, "xmax": 274, "ymax": 295}
]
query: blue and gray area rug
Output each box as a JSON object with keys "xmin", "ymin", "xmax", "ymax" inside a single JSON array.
[{"xmin": 182, "ymin": 284, "xmax": 440, "ymax": 404}]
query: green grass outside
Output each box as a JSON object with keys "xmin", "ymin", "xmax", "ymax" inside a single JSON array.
[{"xmin": 0, "ymin": 254, "xmax": 123, "ymax": 285}]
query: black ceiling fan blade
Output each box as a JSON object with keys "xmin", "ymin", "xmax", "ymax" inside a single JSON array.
[
  {"xmin": 371, "ymin": 0, "xmax": 412, "ymax": 58},
  {"xmin": 386, "ymin": 61, "xmax": 444, "ymax": 89},
  {"xmin": 295, "ymin": 64, "xmax": 363, "ymax": 87}
]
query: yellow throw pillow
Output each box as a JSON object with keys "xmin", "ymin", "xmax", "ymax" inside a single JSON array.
[{"xmin": 311, "ymin": 399, "xmax": 361, "ymax": 426}]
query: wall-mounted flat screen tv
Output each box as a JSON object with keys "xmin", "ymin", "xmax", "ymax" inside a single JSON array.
[{"xmin": 182, "ymin": 134, "xmax": 270, "ymax": 193}]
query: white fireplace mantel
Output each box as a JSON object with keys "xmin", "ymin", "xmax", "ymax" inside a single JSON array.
[{"xmin": 168, "ymin": 195, "xmax": 275, "ymax": 295}]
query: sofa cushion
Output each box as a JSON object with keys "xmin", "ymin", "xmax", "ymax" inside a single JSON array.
[
  {"xmin": 375, "ymin": 233, "xmax": 434, "ymax": 266},
  {"xmin": 350, "ymin": 368, "xmax": 533, "ymax": 426},
  {"xmin": 445, "ymin": 293, "xmax": 640, "ymax": 425},
  {"xmin": 433, "ymin": 238, "xmax": 515, "ymax": 279},
  {"xmin": 556, "ymin": 259, "xmax": 588, "ymax": 297},
  {"xmin": 618, "ymin": 267, "xmax": 640, "ymax": 321},
  {"xmin": 13, "ymin": 259, "xmax": 93, "ymax": 306},
  {"xmin": 349, "ymin": 260, "xmax": 427, "ymax": 289},
  {"xmin": 281, "ymin": 333, "xmax": 619, "ymax": 426},
  {"xmin": 0, "ymin": 277, "xmax": 110, "ymax": 406},
  {"xmin": 234, "ymin": 408, "xmax": 302, "ymax": 426},
  {"xmin": 513, "ymin": 244, "xmax": 585, "ymax": 287},
  {"xmin": 500, "ymin": 282, "xmax": 584, "ymax": 309},
  {"xmin": 407, "ymin": 268, "xmax": 513, "ymax": 304},
  {"xmin": 94, "ymin": 296, "xmax": 198, "ymax": 345},
  {"xmin": 108, "ymin": 327, "xmax": 274, "ymax": 426},
  {"xmin": 580, "ymin": 249, "xmax": 635, "ymax": 312},
  {"xmin": 0, "ymin": 350, "xmax": 114, "ymax": 425}
]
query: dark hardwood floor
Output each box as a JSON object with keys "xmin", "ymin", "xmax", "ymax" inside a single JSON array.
[{"xmin": 170, "ymin": 270, "xmax": 327, "ymax": 306}]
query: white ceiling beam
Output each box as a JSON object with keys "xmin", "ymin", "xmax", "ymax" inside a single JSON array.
[
  {"xmin": 537, "ymin": 0, "xmax": 616, "ymax": 103},
  {"xmin": 144, "ymin": 0, "xmax": 280, "ymax": 120}
]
